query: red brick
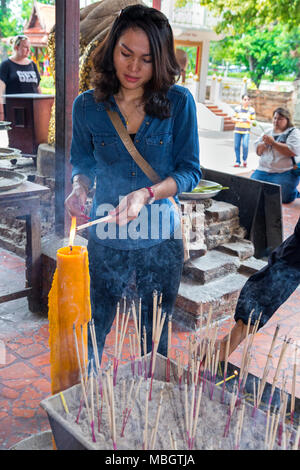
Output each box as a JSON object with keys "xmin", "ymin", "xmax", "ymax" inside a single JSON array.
[
  {"xmin": 1, "ymin": 387, "xmax": 19, "ymax": 399},
  {"xmin": 32, "ymin": 378, "xmax": 51, "ymax": 394},
  {"xmin": 0, "ymin": 363, "xmax": 38, "ymax": 380},
  {"xmin": 12, "ymin": 406, "xmax": 35, "ymax": 418},
  {"xmin": 19, "ymin": 387, "xmax": 41, "ymax": 401},
  {"xmin": 16, "ymin": 343, "xmax": 46, "ymax": 359},
  {"xmin": 28, "ymin": 352, "xmax": 50, "ymax": 368},
  {"xmin": 7, "ymin": 337, "xmax": 34, "ymax": 350},
  {"xmin": 2, "ymin": 378, "xmax": 35, "ymax": 390}
]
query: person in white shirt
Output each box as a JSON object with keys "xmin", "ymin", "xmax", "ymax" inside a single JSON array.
[{"xmin": 251, "ymin": 107, "xmax": 300, "ymax": 203}]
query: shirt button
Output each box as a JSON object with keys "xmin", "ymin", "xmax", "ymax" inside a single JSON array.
[
  {"xmin": 160, "ymin": 140, "xmax": 163, "ymax": 145},
  {"xmin": 101, "ymin": 141, "xmax": 105, "ymax": 146},
  {"xmin": 131, "ymin": 172, "xmax": 136, "ymax": 176},
  {"xmin": 146, "ymin": 122, "xmax": 150, "ymax": 125},
  {"xmin": 135, "ymin": 139, "xmax": 139, "ymax": 143}
]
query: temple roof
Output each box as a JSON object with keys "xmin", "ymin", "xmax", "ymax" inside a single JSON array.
[{"xmin": 23, "ymin": 1, "xmax": 55, "ymax": 47}]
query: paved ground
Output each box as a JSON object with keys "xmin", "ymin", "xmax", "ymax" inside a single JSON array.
[{"xmin": 0, "ymin": 125, "xmax": 299, "ymax": 449}]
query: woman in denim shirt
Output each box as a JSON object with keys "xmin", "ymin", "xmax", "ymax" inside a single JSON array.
[{"xmin": 65, "ymin": 5, "xmax": 201, "ymax": 363}]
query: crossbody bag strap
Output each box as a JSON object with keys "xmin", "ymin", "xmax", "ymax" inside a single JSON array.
[{"xmin": 106, "ymin": 109, "xmax": 179, "ymax": 211}]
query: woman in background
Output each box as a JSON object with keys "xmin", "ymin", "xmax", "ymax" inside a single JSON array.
[
  {"xmin": 0, "ymin": 35, "xmax": 41, "ymax": 120},
  {"xmin": 251, "ymin": 107, "xmax": 300, "ymax": 203}
]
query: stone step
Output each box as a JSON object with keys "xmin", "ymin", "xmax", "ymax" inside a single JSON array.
[
  {"xmin": 238, "ymin": 256, "xmax": 267, "ymax": 276},
  {"xmin": 183, "ymin": 249, "xmax": 239, "ymax": 284},
  {"xmin": 216, "ymin": 239, "xmax": 255, "ymax": 261},
  {"xmin": 175, "ymin": 272, "xmax": 248, "ymax": 329}
]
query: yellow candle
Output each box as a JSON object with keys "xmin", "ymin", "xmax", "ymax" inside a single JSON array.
[{"xmin": 48, "ymin": 245, "xmax": 91, "ymax": 395}]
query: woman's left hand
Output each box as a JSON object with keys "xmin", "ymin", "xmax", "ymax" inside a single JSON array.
[
  {"xmin": 108, "ymin": 188, "xmax": 149, "ymax": 226},
  {"xmin": 262, "ymin": 134, "xmax": 275, "ymax": 146}
]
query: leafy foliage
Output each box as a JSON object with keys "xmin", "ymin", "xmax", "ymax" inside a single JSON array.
[{"xmin": 209, "ymin": 25, "xmax": 299, "ymax": 87}]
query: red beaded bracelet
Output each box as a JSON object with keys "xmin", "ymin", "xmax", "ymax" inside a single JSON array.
[{"xmin": 145, "ymin": 186, "xmax": 155, "ymax": 204}]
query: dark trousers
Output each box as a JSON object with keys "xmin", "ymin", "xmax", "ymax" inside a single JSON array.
[
  {"xmin": 87, "ymin": 236, "xmax": 184, "ymax": 365},
  {"xmin": 235, "ymin": 216, "xmax": 300, "ymax": 328}
]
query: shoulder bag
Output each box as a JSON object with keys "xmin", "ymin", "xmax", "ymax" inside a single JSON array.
[{"xmin": 106, "ymin": 109, "xmax": 190, "ymax": 261}]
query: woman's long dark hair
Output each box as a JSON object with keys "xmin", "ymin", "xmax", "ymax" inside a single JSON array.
[{"xmin": 91, "ymin": 4, "xmax": 181, "ymax": 119}]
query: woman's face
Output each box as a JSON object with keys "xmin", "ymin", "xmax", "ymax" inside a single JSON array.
[
  {"xmin": 113, "ymin": 27, "xmax": 153, "ymax": 93},
  {"xmin": 15, "ymin": 39, "xmax": 30, "ymax": 59},
  {"xmin": 273, "ymin": 112, "xmax": 289, "ymax": 132}
]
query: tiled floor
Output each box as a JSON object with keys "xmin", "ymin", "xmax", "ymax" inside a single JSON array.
[{"xmin": 0, "ymin": 199, "xmax": 299, "ymax": 450}]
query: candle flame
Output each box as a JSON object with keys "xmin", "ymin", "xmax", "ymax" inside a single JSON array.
[{"xmin": 69, "ymin": 217, "xmax": 77, "ymax": 248}]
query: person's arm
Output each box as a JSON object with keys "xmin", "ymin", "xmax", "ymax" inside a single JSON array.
[
  {"xmin": 256, "ymin": 142, "xmax": 269, "ymax": 156},
  {"xmin": 65, "ymin": 93, "xmax": 96, "ymax": 225},
  {"xmin": 37, "ymin": 84, "xmax": 42, "ymax": 93},
  {"xmin": 263, "ymin": 134, "xmax": 296, "ymax": 158},
  {"xmin": 0, "ymin": 79, "xmax": 5, "ymax": 120}
]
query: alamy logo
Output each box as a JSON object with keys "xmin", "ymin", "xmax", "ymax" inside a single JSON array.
[{"xmin": 0, "ymin": 340, "xmax": 6, "ymax": 365}]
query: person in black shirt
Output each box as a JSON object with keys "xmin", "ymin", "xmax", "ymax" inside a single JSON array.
[{"xmin": 0, "ymin": 35, "xmax": 41, "ymax": 120}]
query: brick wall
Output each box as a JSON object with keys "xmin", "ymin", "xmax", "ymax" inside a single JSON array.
[{"xmin": 247, "ymin": 90, "xmax": 294, "ymax": 122}]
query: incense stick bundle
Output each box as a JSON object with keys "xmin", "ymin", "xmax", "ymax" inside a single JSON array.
[
  {"xmin": 290, "ymin": 342, "xmax": 297, "ymax": 425},
  {"xmin": 166, "ymin": 315, "xmax": 172, "ymax": 382},
  {"xmin": 234, "ymin": 400, "xmax": 245, "ymax": 450},
  {"xmin": 73, "ymin": 324, "xmax": 92, "ymax": 425},
  {"xmin": 105, "ymin": 366, "xmax": 117, "ymax": 449},
  {"xmin": 131, "ymin": 301, "xmax": 142, "ymax": 375},
  {"xmin": 149, "ymin": 310, "xmax": 166, "ymax": 400},
  {"xmin": 143, "ymin": 380, "xmax": 149, "ymax": 450},
  {"xmin": 221, "ymin": 309, "xmax": 236, "ymax": 402},
  {"xmin": 113, "ymin": 305, "xmax": 131, "ymax": 385},
  {"xmin": 143, "ymin": 325, "xmax": 147, "ymax": 379},
  {"xmin": 150, "ymin": 386, "xmax": 164, "ymax": 449},
  {"xmin": 90, "ymin": 361, "xmax": 96, "ymax": 442},
  {"xmin": 255, "ymin": 325, "xmax": 280, "ymax": 412},
  {"xmin": 269, "ymin": 337, "xmax": 291, "ymax": 406},
  {"xmin": 176, "ymin": 350, "xmax": 184, "ymax": 387},
  {"xmin": 121, "ymin": 377, "xmax": 143, "ymax": 437}
]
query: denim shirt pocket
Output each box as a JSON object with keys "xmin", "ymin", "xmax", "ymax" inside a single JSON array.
[
  {"xmin": 92, "ymin": 134, "xmax": 120, "ymax": 165},
  {"xmin": 145, "ymin": 133, "xmax": 173, "ymax": 166}
]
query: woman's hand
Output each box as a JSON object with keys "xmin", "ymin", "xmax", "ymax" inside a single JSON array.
[
  {"xmin": 65, "ymin": 179, "xmax": 90, "ymax": 226},
  {"xmin": 108, "ymin": 188, "xmax": 149, "ymax": 226},
  {"xmin": 262, "ymin": 134, "xmax": 275, "ymax": 146}
]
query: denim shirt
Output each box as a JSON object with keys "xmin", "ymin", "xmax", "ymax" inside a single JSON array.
[{"xmin": 70, "ymin": 84, "xmax": 201, "ymax": 250}]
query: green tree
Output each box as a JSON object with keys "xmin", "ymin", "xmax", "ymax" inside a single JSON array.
[
  {"xmin": 209, "ymin": 25, "xmax": 299, "ymax": 87},
  {"xmin": 181, "ymin": 0, "xmax": 300, "ymax": 34}
]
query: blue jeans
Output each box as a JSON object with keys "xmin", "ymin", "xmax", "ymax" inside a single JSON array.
[
  {"xmin": 87, "ymin": 236, "xmax": 184, "ymax": 365},
  {"xmin": 251, "ymin": 169, "xmax": 300, "ymax": 203},
  {"xmin": 234, "ymin": 132, "xmax": 249, "ymax": 164}
]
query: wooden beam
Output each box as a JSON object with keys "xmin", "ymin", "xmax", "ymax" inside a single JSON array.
[{"xmin": 55, "ymin": 0, "xmax": 80, "ymax": 237}]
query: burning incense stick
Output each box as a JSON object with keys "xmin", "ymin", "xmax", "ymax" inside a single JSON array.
[
  {"xmin": 90, "ymin": 361, "xmax": 96, "ymax": 442},
  {"xmin": 150, "ymin": 386, "xmax": 164, "ymax": 449},
  {"xmin": 269, "ymin": 337, "xmax": 291, "ymax": 406},
  {"xmin": 166, "ymin": 315, "xmax": 172, "ymax": 382},
  {"xmin": 73, "ymin": 324, "xmax": 91, "ymax": 424},
  {"xmin": 149, "ymin": 312, "xmax": 166, "ymax": 400},
  {"xmin": 234, "ymin": 400, "xmax": 245, "ymax": 450},
  {"xmin": 143, "ymin": 380, "xmax": 149, "ymax": 450},
  {"xmin": 76, "ymin": 214, "xmax": 114, "ymax": 231},
  {"xmin": 60, "ymin": 391, "xmax": 69, "ymax": 414},
  {"xmin": 290, "ymin": 342, "xmax": 297, "ymax": 424}
]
